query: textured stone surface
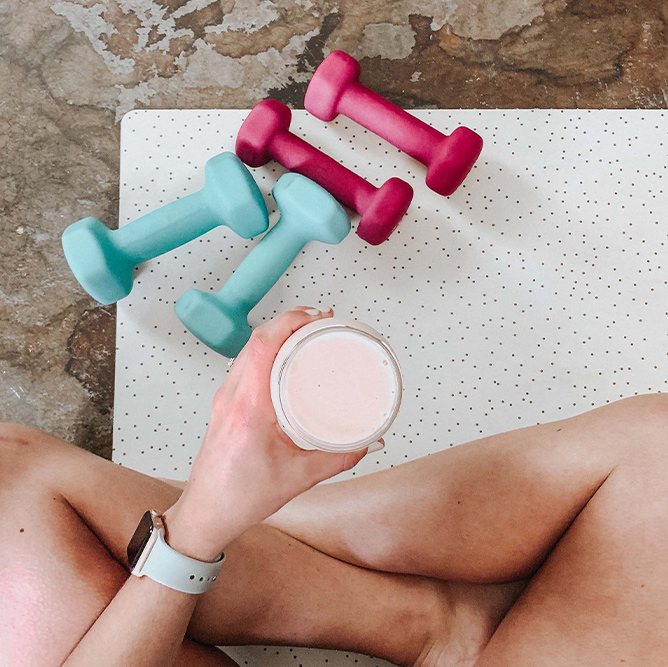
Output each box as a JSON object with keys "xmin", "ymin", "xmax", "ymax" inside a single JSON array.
[{"xmin": 0, "ymin": 0, "xmax": 666, "ymax": 458}]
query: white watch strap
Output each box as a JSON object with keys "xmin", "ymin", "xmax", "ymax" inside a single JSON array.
[{"xmin": 138, "ymin": 529, "xmax": 225, "ymax": 594}]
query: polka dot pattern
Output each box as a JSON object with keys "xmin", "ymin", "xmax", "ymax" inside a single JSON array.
[{"xmin": 115, "ymin": 109, "xmax": 667, "ymax": 666}]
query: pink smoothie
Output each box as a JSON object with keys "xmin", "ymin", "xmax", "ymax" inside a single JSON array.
[{"xmin": 283, "ymin": 330, "xmax": 399, "ymax": 445}]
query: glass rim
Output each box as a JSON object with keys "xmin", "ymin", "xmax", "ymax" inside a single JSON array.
[{"xmin": 274, "ymin": 323, "xmax": 403, "ymax": 452}]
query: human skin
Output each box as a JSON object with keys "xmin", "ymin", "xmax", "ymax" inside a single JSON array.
[
  {"xmin": 1, "ymin": 313, "xmax": 668, "ymax": 663},
  {"xmin": 0, "ymin": 307, "xmax": 374, "ymax": 667},
  {"xmin": 268, "ymin": 393, "xmax": 668, "ymax": 665}
]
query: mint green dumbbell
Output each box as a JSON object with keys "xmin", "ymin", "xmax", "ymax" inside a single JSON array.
[
  {"xmin": 62, "ymin": 152, "xmax": 269, "ymax": 305},
  {"xmin": 175, "ymin": 173, "xmax": 351, "ymax": 357}
]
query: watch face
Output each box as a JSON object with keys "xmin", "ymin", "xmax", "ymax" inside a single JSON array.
[{"xmin": 127, "ymin": 510, "xmax": 154, "ymax": 570}]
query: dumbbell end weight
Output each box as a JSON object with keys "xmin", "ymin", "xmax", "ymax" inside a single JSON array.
[
  {"xmin": 357, "ymin": 178, "xmax": 413, "ymax": 246},
  {"xmin": 304, "ymin": 50, "xmax": 360, "ymax": 122},
  {"xmin": 426, "ymin": 126, "xmax": 483, "ymax": 197},
  {"xmin": 62, "ymin": 217, "xmax": 134, "ymax": 305},
  {"xmin": 204, "ymin": 152, "xmax": 269, "ymax": 239},
  {"xmin": 236, "ymin": 100, "xmax": 292, "ymax": 168},
  {"xmin": 175, "ymin": 290, "xmax": 251, "ymax": 358}
]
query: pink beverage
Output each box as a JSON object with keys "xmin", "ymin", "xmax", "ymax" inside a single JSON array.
[{"xmin": 270, "ymin": 319, "xmax": 402, "ymax": 452}]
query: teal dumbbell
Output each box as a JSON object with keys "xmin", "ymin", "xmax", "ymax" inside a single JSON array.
[
  {"xmin": 175, "ymin": 173, "xmax": 350, "ymax": 357},
  {"xmin": 62, "ymin": 152, "xmax": 269, "ymax": 305}
]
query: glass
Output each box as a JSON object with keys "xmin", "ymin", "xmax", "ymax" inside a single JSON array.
[{"xmin": 270, "ymin": 319, "xmax": 402, "ymax": 453}]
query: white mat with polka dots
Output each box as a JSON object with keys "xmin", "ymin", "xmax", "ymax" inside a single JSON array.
[{"xmin": 115, "ymin": 109, "xmax": 667, "ymax": 666}]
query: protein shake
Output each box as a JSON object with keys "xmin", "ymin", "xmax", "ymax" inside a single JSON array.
[{"xmin": 270, "ymin": 318, "xmax": 402, "ymax": 452}]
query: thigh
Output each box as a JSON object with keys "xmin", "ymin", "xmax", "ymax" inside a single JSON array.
[
  {"xmin": 269, "ymin": 395, "xmax": 668, "ymax": 583},
  {"xmin": 476, "ymin": 449, "xmax": 668, "ymax": 666},
  {"xmin": 0, "ymin": 425, "xmax": 234, "ymax": 666}
]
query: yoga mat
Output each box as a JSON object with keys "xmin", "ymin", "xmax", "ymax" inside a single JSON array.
[{"xmin": 115, "ymin": 109, "xmax": 667, "ymax": 666}]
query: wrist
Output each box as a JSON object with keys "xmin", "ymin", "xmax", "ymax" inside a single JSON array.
[{"xmin": 162, "ymin": 505, "xmax": 228, "ymax": 563}]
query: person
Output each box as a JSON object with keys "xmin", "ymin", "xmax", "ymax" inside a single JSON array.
[{"xmin": 1, "ymin": 306, "xmax": 667, "ymax": 666}]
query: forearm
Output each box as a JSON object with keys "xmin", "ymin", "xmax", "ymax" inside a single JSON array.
[
  {"xmin": 63, "ymin": 573, "xmax": 196, "ymax": 667},
  {"xmin": 63, "ymin": 505, "xmax": 223, "ymax": 667}
]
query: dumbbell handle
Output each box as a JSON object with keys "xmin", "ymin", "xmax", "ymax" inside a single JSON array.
[
  {"xmin": 211, "ymin": 215, "xmax": 306, "ymax": 314},
  {"xmin": 337, "ymin": 82, "xmax": 443, "ymax": 166},
  {"xmin": 269, "ymin": 131, "xmax": 376, "ymax": 215},
  {"xmin": 115, "ymin": 190, "xmax": 216, "ymax": 265}
]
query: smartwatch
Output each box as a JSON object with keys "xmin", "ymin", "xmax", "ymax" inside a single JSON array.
[{"xmin": 127, "ymin": 510, "xmax": 225, "ymax": 594}]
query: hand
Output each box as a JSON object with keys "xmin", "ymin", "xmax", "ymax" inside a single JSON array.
[{"xmin": 163, "ymin": 307, "xmax": 370, "ymax": 560}]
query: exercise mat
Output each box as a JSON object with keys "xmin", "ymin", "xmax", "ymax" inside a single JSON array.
[{"xmin": 115, "ymin": 108, "xmax": 667, "ymax": 666}]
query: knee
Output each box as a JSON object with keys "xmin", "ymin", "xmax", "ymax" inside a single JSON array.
[
  {"xmin": 0, "ymin": 423, "xmax": 64, "ymax": 468},
  {"xmin": 610, "ymin": 394, "xmax": 668, "ymax": 457},
  {"xmin": 0, "ymin": 422, "xmax": 41, "ymax": 447},
  {"xmin": 614, "ymin": 394, "xmax": 668, "ymax": 426},
  {"xmin": 605, "ymin": 397, "xmax": 668, "ymax": 513}
]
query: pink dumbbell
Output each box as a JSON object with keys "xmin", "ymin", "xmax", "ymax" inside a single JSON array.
[
  {"xmin": 305, "ymin": 51, "xmax": 483, "ymax": 197},
  {"xmin": 235, "ymin": 99, "xmax": 413, "ymax": 246}
]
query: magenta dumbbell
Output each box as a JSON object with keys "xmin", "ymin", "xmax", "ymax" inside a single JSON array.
[
  {"xmin": 305, "ymin": 51, "xmax": 483, "ymax": 197},
  {"xmin": 235, "ymin": 99, "xmax": 413, "ymax": 246}
]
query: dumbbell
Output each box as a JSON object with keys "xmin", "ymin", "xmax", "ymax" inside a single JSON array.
[
  {"xmin": 62, "ymin": 152, "xmax": 269, "ymax": 305},
  {"xmin": 235, "ymin": 99, "xmax": 412, "ymax": 246},
  {"xmin": 175, "ymin": 173, "xmax": 350, "ymax": 357},
  {"xmin": 305, "ymin": 51, "xmax": 483, "ymax": 197}
]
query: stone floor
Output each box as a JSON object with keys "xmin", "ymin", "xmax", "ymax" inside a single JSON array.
[{"xmin": 0, "ymin": 0, "xmax": 666, "ymax": 459}]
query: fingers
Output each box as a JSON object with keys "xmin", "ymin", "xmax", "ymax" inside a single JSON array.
[
  {"xmin": 254, "ymin": 306, "xmax": 333, "ymax": 353},
  {"xmin": 236, "ymin": 306, "xmax": 333, "ymax": 378}
]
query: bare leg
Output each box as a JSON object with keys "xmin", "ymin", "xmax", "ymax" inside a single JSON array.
[
  {"xmin": 265, "ymin": 395, "xmax": 668, "ymax": 664},
  {"xmin": 5, "ymin": 395, "xmax": 667, "ymax": 666},
  {"xmin": 0, "ymin": 424, "xmax": 465, "ymax": 666},
  {"xmin": 475, "ymin": 418, "xmax": 668, "ymax": 665},
  {"xmin": 0, "ymin": 427, "xmax": 236, "ymax": 666},
  {"xmin": 268, "ymin": 396, "xmax": 666, "ymax": 581}
]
